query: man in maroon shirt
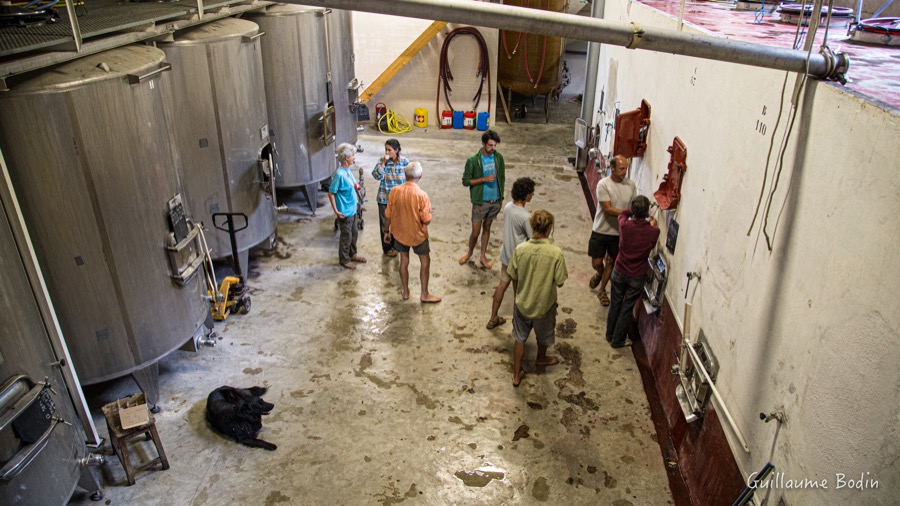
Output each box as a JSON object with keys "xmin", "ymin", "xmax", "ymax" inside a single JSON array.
[{"xmin": 606, "ymin": 195, "xmax": 660, "ymax": 348}]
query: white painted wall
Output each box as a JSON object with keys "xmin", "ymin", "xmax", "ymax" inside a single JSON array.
[
  {"xmin": 598, "ymin": 1, "xmax": 900, "ymax": 504},
  {"xmin": 353, "ymin": 14, "xmax": 498, "ymax": 129}
]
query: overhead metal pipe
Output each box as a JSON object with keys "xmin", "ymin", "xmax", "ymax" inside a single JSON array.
[
  {"xmin": 286, "ymin": 0, "xmax": 848, "ymax": 81},
  {"xmin": 576, "ymin": 0, "xmax": 604, "ymax": 172}
]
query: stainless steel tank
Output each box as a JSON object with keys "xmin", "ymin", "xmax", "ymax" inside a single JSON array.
[
  {"xmin": 158, "ymin": 18, "xmax": 277, "ymax": 262},
  {"xmin": 0, "ymin": 46, "xmax": 210, "ymax": 407},
  {"xmin": 0, "ymin": 157, "xmax": 102, "ymax": 505},
  {"xmin": 247, "ymin": 4, "xmax": 335, "ymax": 209},
  {"xmin": 499, "ymin": 0, "xmax": 567, "ymax": 96},
  {"xmin": 326, "ymin": 9, "xmax": 360, "ymax": 148}
]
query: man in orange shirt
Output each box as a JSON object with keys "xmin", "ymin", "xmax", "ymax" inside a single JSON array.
[{"xmin": 384, "ymin": 162, "xmax": 441, "ymax": 303}]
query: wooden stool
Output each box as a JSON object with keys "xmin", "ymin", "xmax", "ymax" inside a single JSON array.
[{"xmin": 101, "ymin": 401, "xmax": 170, "ymax": 485}]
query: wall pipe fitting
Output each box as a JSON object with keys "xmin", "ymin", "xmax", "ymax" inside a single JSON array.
[
  {"xmin": 685, "ymin": 341, "xmax": 751, "ymax": 452},
  {"xmin": 287, "ymin": 0, "xmax": 849, "ymax": 81}
]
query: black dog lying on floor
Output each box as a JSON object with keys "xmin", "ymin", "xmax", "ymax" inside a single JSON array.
[{"xmin": 206, "ymin": 386, "xmax": 277, "ymax": 451}]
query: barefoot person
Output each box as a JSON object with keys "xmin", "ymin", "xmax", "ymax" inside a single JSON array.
[
  {"xmin": 384, "ymin": 162, "xmax": 441, "ymax": 303},
  {"xmin": 371, "ymin": 139, "xmax": 408, "ymax": 257},
  {"xmin": 328, "ymin": 143, "xmax": 367, "ymax": 269},
  {"xmin": 487, "ymin": 177, "xmax": 535, "ymax": 330},
  {"xmin": 460, "ymin": 130, "xmax": 505, "ymax": 269},
  {"xmin": 507, "ymin": 210, "xmax": 568, "ymax": 386}
]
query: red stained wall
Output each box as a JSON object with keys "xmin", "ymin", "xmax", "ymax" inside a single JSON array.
[{"xmin": 636, "ymin": 298, "xmax": 746, "ymax": 506}]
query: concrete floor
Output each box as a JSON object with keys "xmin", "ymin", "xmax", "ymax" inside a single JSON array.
[{"xmin": 69, "ymin": 55, "xmax": 673, "ymax": 506}]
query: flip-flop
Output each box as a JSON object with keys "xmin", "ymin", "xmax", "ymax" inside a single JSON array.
[
  {"xmin": 598, "ymin": 292, "xmax": 610, "ymax": 306},
  {"xmin": 513, "ymin": 369, "xmax": 526, "ymax": 387},
  {"xmin": 486, "ymin": 316, "xmax": 507, "ymax": 330},
  {"xmin": 535, "ymin": 356, "xmax": 560, "ymax": 366}
]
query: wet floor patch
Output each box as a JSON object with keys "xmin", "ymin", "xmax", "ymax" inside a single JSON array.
[
  {"xmin": 264, "ymin": 490, "xmax": 290, "ymax": 505},
  {"xmin": 512, "ymin": 424, "xmax": 530, "ymax": 441},
  {"xmin": 556, "ymin": 318, "xmax": 578, "ymax": 339},
  {"xmin": 561, "ymin": 391, "xmax": 600, "ymax": 412},
  {"xmin": 532, "ymin": 476, "xmax": 550, "ymax": 501},
  {"xmin": 454, "ymin": 463, "xmax": 506, "ymax": 487}
]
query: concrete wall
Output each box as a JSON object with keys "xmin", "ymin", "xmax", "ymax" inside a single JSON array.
[
  {"xmin": 353, "ymin": 14, "xmax": 498, "ymax": 129},
  {"xmin": 597, "ymin": 1, "xmax": 900, "ymax": 504}
]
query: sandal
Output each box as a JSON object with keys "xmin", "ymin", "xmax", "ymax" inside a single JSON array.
[
  {"xmin": 589, "ymin": 273, "xmax": 601, "ymax": 289},
  {"xmin": 598, "ymin": 291, "xmax": 610, "ymax": 306},
  {"xmin": 486, "ymin": 316, "xmax": 507, "ymax": 330},
  {"xmin": 611, "ymin": 338, "xmax": 633, "ymax": 349}
]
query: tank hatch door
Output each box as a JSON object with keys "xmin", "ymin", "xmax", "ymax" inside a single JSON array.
[
  {"xmin": 654, "ymin": 137, "xmax": 687, "ymax": 210},
  {"xmin": 613, "ymin": 99, "xmax": 651, "ymax": 158}
]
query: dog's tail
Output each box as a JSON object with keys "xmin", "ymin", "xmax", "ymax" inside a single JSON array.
[{"xmin": 241, "ymin": 438, "xmax": 277, "ymax": 451}]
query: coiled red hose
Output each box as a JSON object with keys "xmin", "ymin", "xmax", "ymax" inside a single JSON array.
[{"xmin": 436, "ymin": 26, "xmax": 491, "ymax": 115}]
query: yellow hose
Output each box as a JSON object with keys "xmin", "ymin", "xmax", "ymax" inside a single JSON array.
[{"xmin": 378, "ymin": 109, "xmax": 413, "ymax": 135}]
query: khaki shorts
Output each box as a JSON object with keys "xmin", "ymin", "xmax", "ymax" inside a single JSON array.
[{"xmin": 471, "ymin": 200, "xmax": 501, "ymax": 223}]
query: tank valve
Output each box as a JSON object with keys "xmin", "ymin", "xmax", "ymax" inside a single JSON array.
[
  {"xmin": 82, "ymin": 453, "xmax": 106, "ymax": 466},
  {"xmin": 759, "ymin": 410, "xmax": 786, "ymax": 424},
  {"xmin": 197, "ymin": 334, "xmax": 218, "ymax": 348}
]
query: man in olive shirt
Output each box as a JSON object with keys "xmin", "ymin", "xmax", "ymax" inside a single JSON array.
[{"xmin": 507, "ymin": 209, "xmax": 568, "ymax": 387}]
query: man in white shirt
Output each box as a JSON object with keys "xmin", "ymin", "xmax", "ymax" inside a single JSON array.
[{"xmin": 587, "ymin": 155, "xmax": 635, "ymax": 306}]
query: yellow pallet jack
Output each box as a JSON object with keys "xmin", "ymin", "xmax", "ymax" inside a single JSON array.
[{"xmin": 200, "ymin": 213, "xmax": 251, "ymax": 321}]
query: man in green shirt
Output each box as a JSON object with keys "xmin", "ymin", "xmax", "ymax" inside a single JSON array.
[
  {"xmin": 460, "ymin": 130, "xmax": 505, "ymax": 269},
  {"xmin": 507, "ymin": 209, "xmax": 568, "ymax": 387}
]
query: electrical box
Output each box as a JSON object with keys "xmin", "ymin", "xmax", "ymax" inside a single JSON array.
[{"xmin": 675, "ymin": 329, "xmax": 719, "ymax": 423}]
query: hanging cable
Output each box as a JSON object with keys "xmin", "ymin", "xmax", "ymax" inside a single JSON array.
[
  {"xmin": 759, "ymin": 0, "xmax": 821, "ymax": 250},
  {"xmin": 436, "ymin": 26, "xmax": 491, "ymax": 115},
  {"xmin": 747, "ymin": 0, "xmax": 811, "ymax": 242}
]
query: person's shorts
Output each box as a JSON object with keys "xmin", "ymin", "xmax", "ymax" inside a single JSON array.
[
  {"xmin": 588, "ymin": 231, "xmax": 619, "ymax": 260},
  {"xmin": 512, "ymin": 303, "xmax": 557, "ymax": 346},
  {"xmin": 393, "ymin": 238, "xmax": 430, "ymax": 256},
  {"xmin": 471, "ymin": 200, "xmax": 501, "ymax": 223},
  {"xmin": 500, "ymin": 263, "xmax": 512, "ymax": 283}
]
